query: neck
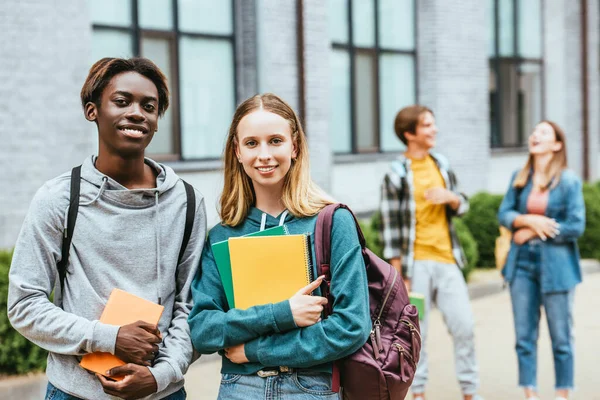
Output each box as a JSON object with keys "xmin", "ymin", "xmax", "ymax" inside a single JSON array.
[
  {"xmin": 95, "ymin": 151, "xmax": 156, "ymax": 189},
  {"xmin": 404, "ymin": 144, "xmax": 429, "ymax": 160},
  {"xmin": 254, "ymin": 183, "xmax": 286, "ymax": 217},
  {"xmin": 533, "ymin": 153, "xmax": 553, "ymax": 175}
]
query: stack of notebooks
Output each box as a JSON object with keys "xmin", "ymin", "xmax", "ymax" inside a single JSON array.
[{"xmin": 212, "ymin": 226, "xmax": 313, "ymax": 309}]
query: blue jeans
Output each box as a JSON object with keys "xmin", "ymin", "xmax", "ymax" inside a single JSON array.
[
  {"xmin": 45, "ymin": 381, "xmax": 186, "ymax": 399},
  {"xmin": 217, "ymin": 370, "xmax": 339, "ymax": 399},
  {"xmin": 510, "ymin": 241, "xmax": 575, "ymax": 390}
]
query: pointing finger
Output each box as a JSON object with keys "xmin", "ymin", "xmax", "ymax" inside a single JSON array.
[{"xmin": 296, "ymin": 276, "xmax": 325, "ymax": 296}]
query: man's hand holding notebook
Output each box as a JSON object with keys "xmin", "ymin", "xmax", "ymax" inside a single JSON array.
[
  {"xmin": 79, "ymin": 289, "xmax": 164, "ymax": 381},
  {"xmin": 114, "ymin": 320, "xmax": 162, "ymax": 366}
]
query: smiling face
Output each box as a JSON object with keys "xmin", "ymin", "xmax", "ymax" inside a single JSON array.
[
  {"xmin": 528, "ymin": 122, "xmax": 562, "ymax": 156},
  {"xmin": 235, "ymin": 110, "xmax": 297, "ymax": 198},
  {"xmin": 405, "ymin": 111, "xmax": 437, "ymax": 150},
  {"xmin": 85, "ymin": 71, "xmax": 159, "ymax": 158}
]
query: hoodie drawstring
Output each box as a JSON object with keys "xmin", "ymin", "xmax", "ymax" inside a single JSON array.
[
  {"xmin": 155, "ymin": 191, "xmax": 161, "ymax": 305},
  {"xmin": 259, "ymin": 210, "xmax": 289, "ymax": 232}
]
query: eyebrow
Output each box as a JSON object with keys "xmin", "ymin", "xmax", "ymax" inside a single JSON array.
[{"xmin": 112, "ymin": 91, "xmax": 158, "ymax": 103}]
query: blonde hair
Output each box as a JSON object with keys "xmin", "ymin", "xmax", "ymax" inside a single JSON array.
[
  {"xmin": 513, "ymin": 120, "xmax": 568, "ymax": 190},
  {"xmin": 220, "ymin": 93, "xmax": 334, "ymax": 226}
]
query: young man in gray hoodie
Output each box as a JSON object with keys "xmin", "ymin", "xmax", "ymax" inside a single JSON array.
[{"xmin": 8, "ymin": 57, "xmax": 206, "ymax": 399}]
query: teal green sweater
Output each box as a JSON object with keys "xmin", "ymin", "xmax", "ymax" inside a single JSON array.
[{"xmin": 188, "ymin": 207, "xmax": 371, "ymax": 375}]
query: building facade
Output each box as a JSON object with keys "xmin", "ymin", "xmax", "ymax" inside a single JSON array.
[{"xmin": 1, "ymin": 0, "xmax": 599, "ymax": 249}]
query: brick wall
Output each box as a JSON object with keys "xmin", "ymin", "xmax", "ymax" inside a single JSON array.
[
  {"xmin": 0, "ymin": 0, "xmax": 93, "ymax": 249},
  {"xmin": 417, "ymin": 0, "xmax": 490, "ymax": 195}
]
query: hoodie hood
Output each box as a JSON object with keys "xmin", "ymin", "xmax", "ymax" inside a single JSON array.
[
  {"xmin": 245, "ymin": 207, "xmax": 295, "ymax": 231},
  {"xmin": 79, "ymin": 155, "xmax": 180, "ymax": 206}
]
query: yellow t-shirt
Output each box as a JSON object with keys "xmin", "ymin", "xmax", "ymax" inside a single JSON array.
[{"xmin": 410, "ymin": 156, "xmax": 455, "ymax": 264}]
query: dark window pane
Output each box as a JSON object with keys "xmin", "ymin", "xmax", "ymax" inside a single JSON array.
[
  {"xmin": 497, "ymin": 61, "xmax": 520, "ymax": 146},
  {"xmin": 354, "ymin": 51, "xmax": 378, "ymax": 152},
  {"xmin": 518, "ymin": 63, "xmax": 542, "ymax": 139}
]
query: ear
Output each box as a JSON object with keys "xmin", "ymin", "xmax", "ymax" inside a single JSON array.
[
  {"xmin": 84, "ymin": 102, "xmax": 98, "ymax": 122},
  {"xmin": 552, "ymin": 141, "xmax": 563, "ymax": 152},
  {"xmin": 234, "ymin": 143, "xmax": 241, "ymax": 160},
  {"xmin": 403, "ymin": 131, "xmax": 416, "ymax": 143},
  {"xmin": 291, "ymin": 141, "xmax": 298, "ymax": 160}
]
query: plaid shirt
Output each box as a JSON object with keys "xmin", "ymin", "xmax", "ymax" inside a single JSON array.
[{"xmin": 379, "ymin": 152, "xmax": 469, "ymax": 278}]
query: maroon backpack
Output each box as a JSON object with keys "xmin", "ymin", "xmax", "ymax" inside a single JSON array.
[{"xmin": 315, "ymin": 204, "xmax": 421, "ymax": 400}]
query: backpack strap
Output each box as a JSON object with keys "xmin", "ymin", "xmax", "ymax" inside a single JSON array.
[
  {"xmin": 314, "ymin": 203, "xmax": 366, "ymax": 394},
  {"xmin": 58, "ymin": 165, "xmax": 82, "ymax": 292},
  {"xmin": 178, "ymin": 180, "xmax": 196, "ymax": 265}
]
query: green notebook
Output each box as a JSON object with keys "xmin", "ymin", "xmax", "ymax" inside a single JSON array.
[
  {"xmin": 212, "ymin": 225, "xmax": 288, "ymax": 308},
  {"xmin": 409, "ymin": 292, "xmax": 425, "ymax": 321}
]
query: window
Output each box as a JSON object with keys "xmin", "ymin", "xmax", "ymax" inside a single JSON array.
[
  {"xmin": 488, "ymin": 0, "xmax": 543, "ymax": 148},
  {"xmin": 329, "ymin": 0, "xmax": 417, "ymax": 154},
  {"xmin": 88, "ymin": 0, "xmax": 236, "ymax": 160}
]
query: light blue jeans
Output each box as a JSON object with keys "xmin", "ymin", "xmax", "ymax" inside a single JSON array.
[
  {"xmin": 411, "ymin": 260, "xmax": 480, "ymax": 395},
  {"xmin": 217, "ymin": 370, "xmax": 339, "ymax": 399},
  {"xmin": 45, "ymin": 381, "xmax": 186, "ymax": 399},
  {"xmin": 510, "ymin": 240, "xmax": 575, "ymax": 391}
]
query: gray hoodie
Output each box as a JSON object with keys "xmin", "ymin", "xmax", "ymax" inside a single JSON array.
[{"xmin": 8, "ymin": 156, "xmax": 206, "ymax": 399}]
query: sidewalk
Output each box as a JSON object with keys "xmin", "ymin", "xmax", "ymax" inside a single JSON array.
[
  {"xmin": 2, "ymin": 261, "xmax": 598, "ymax": 399},
  {"xmin": 183, "ymin": 260, "xmax": 600, "ymax": 399}
]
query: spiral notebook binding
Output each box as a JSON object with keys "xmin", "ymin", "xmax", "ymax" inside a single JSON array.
[
  {"xmin": 303, "ymin": 233, "xmax": 314, "ymax": 284},
  {"xmin": 283, "ymin": 224, "xmax": 290, "ymax": 235}
]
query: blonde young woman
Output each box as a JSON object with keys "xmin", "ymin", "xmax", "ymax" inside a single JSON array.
[
  {"xmin": 188, "ymin": 93, "xmax": 370, "ymax": 399},
  {"xmin": 497, "ymin": 121, "xmax": 585, "ymax": 400}
]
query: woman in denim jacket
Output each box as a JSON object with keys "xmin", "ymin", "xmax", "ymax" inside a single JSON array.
[{"xmin": 497, "ymin": 121, "xmax": 585, "ymax": 400}]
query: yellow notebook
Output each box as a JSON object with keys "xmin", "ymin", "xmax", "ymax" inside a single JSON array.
[
  {"xmin": 228, "ymin": 234, "xmax": 312, "ymax": 310},
  {"xmin": 79, "ymin": 289, "xmax": 164, "ymax": 380}
]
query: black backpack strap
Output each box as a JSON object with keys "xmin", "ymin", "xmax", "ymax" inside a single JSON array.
[
  {"xmin": 58, "ymin": 166, "xmax": 82, "ymax": 291},
  {"xmin": 178, "ymin": 180, "xmax": 196, "ymax": 265}
]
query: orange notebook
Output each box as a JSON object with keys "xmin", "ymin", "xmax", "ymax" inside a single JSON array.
[{"xmin": 79, "ymin": 288, "xmax": 164, "ymax": 380}]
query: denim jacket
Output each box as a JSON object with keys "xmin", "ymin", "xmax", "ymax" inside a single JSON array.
[{"xmin": 497, "ymin": 169, "xmax": 585, "ymax": 293}]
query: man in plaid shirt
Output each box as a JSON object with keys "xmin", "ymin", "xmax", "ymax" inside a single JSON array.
[{"xmin": 379, "ymin": 105, "xmax": 483, "ymax": 400}]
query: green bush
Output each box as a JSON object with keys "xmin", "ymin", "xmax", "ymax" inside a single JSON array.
[
  {"xmin": 0, "ymin": 249, "xmax": 48, "ymax": 375},
  {"xmin": 359, "ymin": 211, "xmax": 384, "ymax": 258},
  {"xmin": 453, "ymin": 218, "xmax": 479, "ymax": 281},
  {"xmin": 462, "ymin": 192, "xmax": 504, "ymax": 268},
  {"xmin": 578, "ymin": 183, "xmax": 600, "ymax": 260},
  {"xmin": 359, "ymin": 212, "xmax": 478, "ymax": 281}
]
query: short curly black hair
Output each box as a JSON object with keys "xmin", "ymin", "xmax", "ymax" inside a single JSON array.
[{"xmin": 80, "ymin": 57, "xmax": 169, "ymax": 117}]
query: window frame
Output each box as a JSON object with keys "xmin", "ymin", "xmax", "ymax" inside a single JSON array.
[
  {"xmin": 331, "ymin": 0, "xmax": 418, "ymax": 154},
  {"xmin": 90, "ymin": 0, "xmax": 237, "ymax": 161},
  {"xmin": 489, "ymin": 0, "xmax": 545, "ymax": 149}
]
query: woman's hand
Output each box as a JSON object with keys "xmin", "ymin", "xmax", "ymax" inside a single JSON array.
[
  {"xmin": 224, "ymin": 344, "xmax": 249, "ymax": 364},
  {"xmin": 289, "ymin": 276, "xmax": 328, "ymax": 328},
  {"xmin": 523, "ymin": 215, "xmax": 560, "ymax": 240},
  {"xmin": 513, "ymin": 228, "xmax": 538, "ymax": 245}
]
